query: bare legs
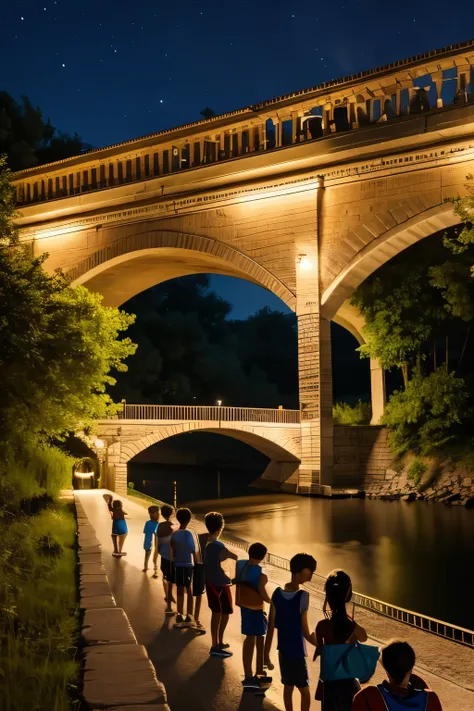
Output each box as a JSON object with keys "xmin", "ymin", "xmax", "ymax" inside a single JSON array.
[
  {"xmin": 117, "ymin": 533, "xmax": 127, "ymax": 554},
  {"xmin": 243, "ymin": 636, "xmax": 256, "ymax": 678},
  {"xmin": 111, "ymin": 534, "xmax": 118, "ymax": 554},
  {"xmin": 283, "ymin": 686, "xmax": 310, "ymax": 711},
  {"xmin": 143, "ymin": 549, "xmax": 151, "ymax": 571},
  {"xmin": 112, "ymin": 534, "xmax": 127, "ymax": 556},
  {"xmin": 211, "ymin": 612, "xmax": 229, "ymax": 647}
]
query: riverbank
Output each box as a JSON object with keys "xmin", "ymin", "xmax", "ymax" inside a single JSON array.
[
  {"xmin": 365, "ymin": 453, "xmax": 474, "ymax": 506},
  {"xmin": 81, "ymin": 490, "xmax": 474, "ymax": 710}
]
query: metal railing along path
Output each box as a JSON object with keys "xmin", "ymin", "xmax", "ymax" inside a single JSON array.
[
  {"xmin": 126, "ymin": 488, "xmax": 474, "ymax": 649},
  {"xmin": 119, "ymin": 403, "xmax": 301, "ymax": 424}
]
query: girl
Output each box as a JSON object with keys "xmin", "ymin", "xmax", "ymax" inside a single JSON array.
[
  {"xmin": 314, "ymin": 569, "xmax": 368, "ymax": 711},
  {"xmin": 111, "ymin": 499, "xmax": 128, "ymax": 557}
]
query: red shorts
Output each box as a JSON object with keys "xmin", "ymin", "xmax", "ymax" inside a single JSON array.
[{"xmin": 205, "ymin": 583, "xmax": 233, "ymax": 614}]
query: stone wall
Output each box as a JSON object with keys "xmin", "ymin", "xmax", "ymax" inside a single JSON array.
[
  {"xmin": 365, "ymin": 458, "xmax": 474, "ymax": 507},
  {"xmin": 333, "ymin": 425, "xmax": 391, "ymax": 490},
  {"xmin": 75, "ymin": 494, "xmax": 170, "ymax": 710}
]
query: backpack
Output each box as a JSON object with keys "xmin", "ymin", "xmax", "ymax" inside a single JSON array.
[
  {"xmin": 234, "ymin": 561, "xmax": 264, "ymax": 610},
  {"xmin": 377, "ymin": 684, "xmax": 428, "ymax": 710}
]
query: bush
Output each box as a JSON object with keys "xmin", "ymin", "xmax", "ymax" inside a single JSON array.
[
  {"xmin": 382, "ymin": 367, "xmax": 469, "ymax": 456},
  {"xmin": 0, "ymin": 440, "xmax": 73, "ymax": 511},
  {"xmin": 333, "ymin": 400, "xmax": 372, "ymax": 425},
  {"xmin": 407, "ymin": 457, "xmax": 427, "ymax": 486}
]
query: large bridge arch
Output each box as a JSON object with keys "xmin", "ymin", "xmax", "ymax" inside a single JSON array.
[
  {"xmin": 321, "ymin": 202, "xmax": 458, "ymax": 320},
  {"xmin": 67, "ymin": 229, "xmax": 296, "ymax": 309},
  {"xmin": 99, "ymin": 420, "xmax": 301, "ymax": 495}
]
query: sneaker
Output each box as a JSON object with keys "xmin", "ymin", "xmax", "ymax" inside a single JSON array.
[
  {"xmin": 219, "ymin": 642, "xmax": 230, "ymax": 649},
  {"xmin": 181, "ymin": 615, "xmax": 195, "ymax": 628},
  {"xmin": 210, "ymin": 645, "xmax": 233, "ymax": 658},
  {"xmin": 242, "ymin": 677, "xmax": 262, "ymax": 689},
  {"xmin": 192, "ymin": 620, "xmax": 206, "ymax": 634},
  {"xmin": 173, "ymin": 614, "xmax": 186, "ymax": 628},
  {"xmin": 257, "ymin": 674, "xmax": 273, "ymax": 686}
]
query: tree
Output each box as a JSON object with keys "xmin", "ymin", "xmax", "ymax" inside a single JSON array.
[
  {"xmin": 0, "ymin": 156, "xmax": 136, "ymax": 443},
  {"xmin": 112, "ymin": 278, "xmax": 297, "ymax": 408},
  {"xmin": 0, "ymin": 92, "xmax": 83, "ymax": 171},
  {"xmin": 200, "ymin": 107, "xmax": 217, "ymax": 120},
  {"xmin": 351, "ymin": 228, "xmax": 474, "ymax": 455}
]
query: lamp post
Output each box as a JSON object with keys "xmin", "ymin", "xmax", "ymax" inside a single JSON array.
[{"xmin": 217, "ymin": 399, "xmax": 222, "ymax": 429}]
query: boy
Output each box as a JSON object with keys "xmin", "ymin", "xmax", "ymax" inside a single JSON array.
[
  {"xmin": 264, "ymin": 553, "xmax": 317, "ymax": 711},
  {"xmin": 235, "ymin": 542, "xmax": 272, "ymax": 689},
  {"xmin": 203, "ymin": 511, "xmax": 237, "ymax": 657},
  {"xmin": 170, "ymin": 507, "xmax": 196, "ymax": 628},
  {"xmin": 191, "ymin": 529, "xmax": 209, "ymax": 633},
  {"xmin": 352, "ymin": 640, "xmax": 443, "ymax": 710},
  {"xmin": 156, "ymin": 504, "xmax": 178, "ymax": 615},
  {"xmin": 142, "ymin": 505, "xmax": 159, "ymax": 572}
]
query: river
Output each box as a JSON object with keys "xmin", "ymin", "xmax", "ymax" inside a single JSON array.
[{"xmin": 131, "ymin": 464, "xmax": 474, "ymax": 630}]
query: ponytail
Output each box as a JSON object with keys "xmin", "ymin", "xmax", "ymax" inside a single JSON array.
[{"xmin": 325, "ymin": 569, "xmax": 353, "ymax": 641}]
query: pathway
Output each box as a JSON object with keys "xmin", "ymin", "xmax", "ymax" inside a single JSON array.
[{"xmin": 77, "ymin": 490, "xmax": 474, "ymax": 711}]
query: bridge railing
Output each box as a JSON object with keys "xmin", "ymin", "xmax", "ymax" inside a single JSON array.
[
  {"xmin": 13, "ymin": 41, "xmax": 474, "ymax": 207},
  {"xmin": 119, "ymin": 403, "xmax": 301, "ymax": 424}
]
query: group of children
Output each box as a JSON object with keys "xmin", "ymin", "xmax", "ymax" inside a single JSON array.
[{"xmin": 105, "ymin": 496, "xmax": 444, "ymax": 711}]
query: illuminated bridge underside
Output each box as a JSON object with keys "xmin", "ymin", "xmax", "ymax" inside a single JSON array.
[
  {"xmin": 16, "ymin": 40, "xmax": 474, "ymax": 494},
  {"xmin": 96, "ymin": 418, "xmax": 302, "ymax": 496}
]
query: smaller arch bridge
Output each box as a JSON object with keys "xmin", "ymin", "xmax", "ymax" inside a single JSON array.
[{"xmin": 95, "ymin": 405, "xmax": 303, "ymax": 496}]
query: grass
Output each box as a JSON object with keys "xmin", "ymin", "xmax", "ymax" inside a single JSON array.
[{"xmin": 0, "ymin": 500, "xmax": 79, "ymax": 711}]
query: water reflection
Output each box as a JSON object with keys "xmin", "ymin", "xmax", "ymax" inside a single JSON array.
[{"xmin": 189, "ymin": 494, "xmax": 474, "ymax": 629}]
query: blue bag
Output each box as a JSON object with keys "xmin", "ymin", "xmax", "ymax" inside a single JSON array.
[{"xmin": 320, "ymin": 641, "xmax": 380, "ymax": 683}]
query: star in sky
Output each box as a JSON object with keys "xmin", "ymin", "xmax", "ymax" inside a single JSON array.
[{"xmin": 2, "ymin": 0, "xmax": 472, "ymax": 149}]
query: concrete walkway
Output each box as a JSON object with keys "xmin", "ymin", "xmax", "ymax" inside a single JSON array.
[{"xmin": 77, "ymin": 490, "xmax": 474, "ymax": 711}]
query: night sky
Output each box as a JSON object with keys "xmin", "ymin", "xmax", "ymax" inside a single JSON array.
[{"xmin": 1, "ymin": 1, "xmax": 472, "ymax": 316}]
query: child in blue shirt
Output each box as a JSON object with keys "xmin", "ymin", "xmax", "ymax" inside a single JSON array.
[
  {"xmin": 264, "ymin": 553, "xmax": 317, "ymax": 711},
  {"xmin": 142, "ymin": 505, "xmax": 159, "ymax": 572},
  {"xmin": 235, "ymin": 542, "xmax": 272, "ymax": 689}
]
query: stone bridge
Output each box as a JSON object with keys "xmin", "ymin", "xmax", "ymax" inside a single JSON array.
[
  {"xmin": 94, "ymin": 405, "xmax": 304, "ymax": 496},
  {"xmin": 14, "ymin": 39, "xmax": 474, "ymax": 493}
]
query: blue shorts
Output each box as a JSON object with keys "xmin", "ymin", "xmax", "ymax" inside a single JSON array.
[
  {"xmin": 143, "ymin": 533, "xmax": 154, "ymax": 551},
  {"xmin": 112, "ymin": 519, "xmax": 128, "ymax": 536},
  {"xmin": 241, "ymin": 607, "xmax": 267, "ymax": 637},
  {"xmin": 278, "ymin": 653, "xmax": 309, "ymax": 688}
]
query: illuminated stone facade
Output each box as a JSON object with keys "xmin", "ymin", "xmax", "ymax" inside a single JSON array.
[{"xmin": 14, "ymin": 40, "xmax": 474, "ymax": 494}]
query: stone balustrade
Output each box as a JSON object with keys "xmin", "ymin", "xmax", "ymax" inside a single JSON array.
[{"xmin": 12, "ymin": 40, "xmax": 474, "ymax": 207}]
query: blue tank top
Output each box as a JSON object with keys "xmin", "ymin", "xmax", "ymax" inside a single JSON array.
[{"xmin": 272, "ymin": 587, "xmax": 305, "ymax": 658}]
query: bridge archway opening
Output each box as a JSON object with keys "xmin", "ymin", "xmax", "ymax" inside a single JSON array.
[
  {"xmin": 321, "ymin": 203, "xmax": 458, "ymax": 319},
  {"xmin": 125, "ymin": 428, "xmax": 301, "ymax": 503}
]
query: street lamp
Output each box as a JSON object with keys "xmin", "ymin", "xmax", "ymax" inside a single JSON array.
[
  {"xmin": 217, "ymin": 399, "xmax": 222, "ymax": 428},
  {"xmin": 94, "ymin": 439, "xmax": 105, "ymax": 488}
]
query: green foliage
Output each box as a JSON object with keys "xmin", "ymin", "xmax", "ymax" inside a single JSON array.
[
  {"xmin": 127, "ymin": 481, "xmax": 135, "ymax": 490},
  {"xmin": 381, "ymin": 368, "xmax": 469, "ymax": 456},
  {"xmin": 0, "ymin": 441, "xmax": 73, "ymax": 513},
  {"xmin": 0, "ymin": 92, "xmax": 83, "ymax": 170},
  {"xmin": 333, "ymin": 400, "xmax": 371, "ymax": 425},
  {"xmin": 0, "ymin": 157, "xmax": 136, "ymax": 441},
  {"xmin": 112, "ymin": 277, "xmax": 298, "ymax": 408},
  {"xmin": 0, "ymin": 502, "xmax": 78, "ymax": 711},
  {"xmin": 406, "ymin": 457, "xmax": 427, "ymax": 486}
]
